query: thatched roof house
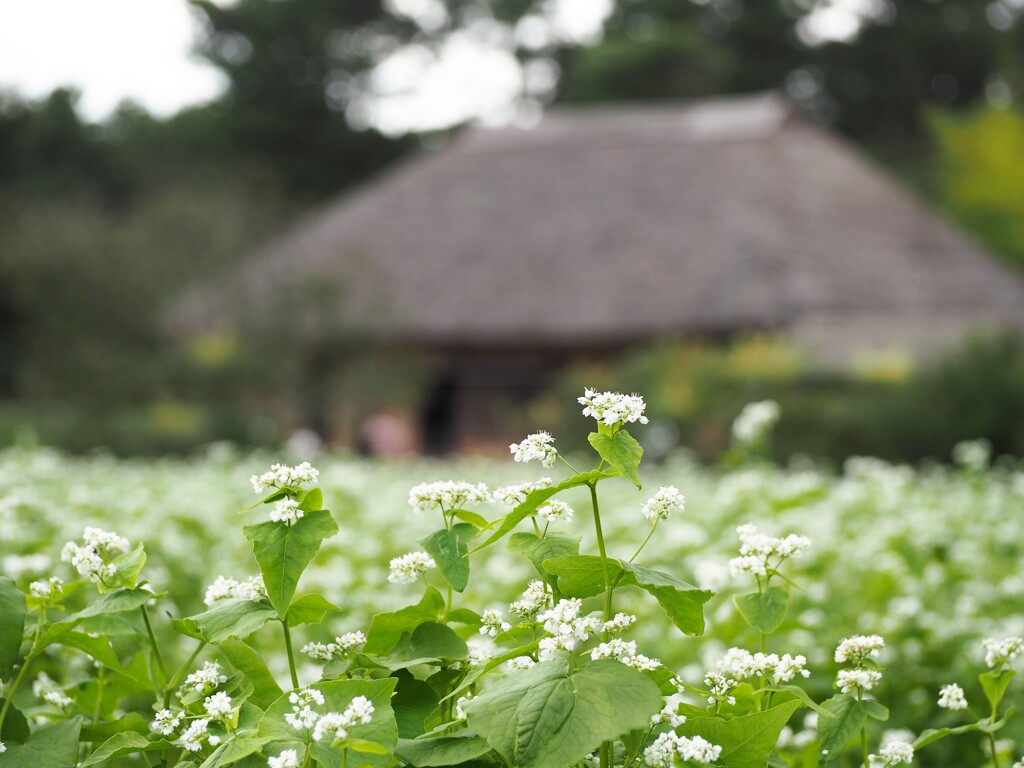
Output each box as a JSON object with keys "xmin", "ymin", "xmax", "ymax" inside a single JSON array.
[{"xmin": 179, "ymin": 92, "xmax": 1024, "ymax": 450}]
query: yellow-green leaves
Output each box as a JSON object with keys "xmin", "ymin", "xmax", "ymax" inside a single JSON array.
[
  {"xmin": 678, "ymin": 700, "xmax": 800, "ymax": 768},
  {"xmin": 734, "ymin": 586, "xmax": 790, "ymax": 634},
  {"xmin": 465, "ymin": 658, "xmax": 661, "ymax": 768},
  {"xmin": 588, "ymin": 430, "xmax": 643, "ymax": 488},
  {"xmin": 419, "ymin": 524, "xmax": 476, "ymax": 593}
]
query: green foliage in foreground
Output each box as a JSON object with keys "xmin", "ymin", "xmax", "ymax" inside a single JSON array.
[{"xmin": 0, "ymin": 395, "xmax": 1023, "ymax": 767}]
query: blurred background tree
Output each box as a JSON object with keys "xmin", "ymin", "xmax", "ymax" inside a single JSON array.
[{"xmin": 0, "ymin": 0, "xmax": 1022, "ymax": 457}]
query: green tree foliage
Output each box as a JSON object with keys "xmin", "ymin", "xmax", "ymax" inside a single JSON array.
[{"xmin": 929, "ymin": 105, "xmax": 1024, "ymax": 272}]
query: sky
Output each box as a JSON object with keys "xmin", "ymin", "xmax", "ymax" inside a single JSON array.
[{"xmin": 0, "ymin": 0, "xmax": 881, "ymax": 128}]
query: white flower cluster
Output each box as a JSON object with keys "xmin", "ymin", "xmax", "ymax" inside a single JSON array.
[
  {"xmin": 312, "ymin": 696, "xmax": 375, "ymax": 743},
  {"xmin": 536, "ymin": 599, "xmax": 602, "ymax": 661},
  {"xmin": 491, "ymin": 479, "xmax": 551, "ymax": 508},
  {"xmin": 578, "ymin": 388, "xmax": 649, "ymax": 427},
  {"xmin": 302, "ymin": 631, "xmax": 367, "ymax": 661},
  {"xmin": 251, "ymin": 462, "xmax": 319, "ymax": 493},
  {"xmin": 732, "ymin": 400, "xmax": 780, "ymax": 443},
  {"xmin": 938, "ymin": 683, "xmax": 967, "ymax": 710},
  {"xmin": 982, "ymin": 636, "xmax": 1024, "ymax": 669},
  {"xmin": 454, "ymin": 692, "xmax": 473, "ymax": 721},
  {"xmin": 180, "ymin": 718, "xmax": 219, "ymax": 752},
  {"xmin": 60, "ymin": 527, "xmax": 130, "ymax": 583},
  {"xmin": 29, "ymin": 576, "xmax": 63, "ymax": 599},
  {"xmin": 0, "ymin": 742, "xmax": 5, "ymax": 754},
  {"xmin": 507, "ymin": 656, "xmax": 536, "ymax": 671},
  {"xmin": 269, "ymin": 498, "xmax": 304, "ymax": 524},
  {"xmin": 602, "ymin": 612, "xmax": 637, "ymax": 634},
  {"xmin": 204, "ymin": 692, "xmax": 234, "ymax": 719},
  {"xmin": 704, "ymin": 671, "xmax": 738, "ymax": 705},
  {"xmin": 43, "ymin": 690, "xmax": 74, "ymax": 710},
  {"xmin": 509, "ymin": 432, "xmax": 558, "ymax": 468},
  {"xmin": 640, "ymin": 486, "xmax": 685, "ymax": 523},
  {"xmin": 180, "ymin": 661, "xmax": 227, "ymax": 697},
  {"xmin": 408, "ymin": 480, "xmax": 489, "ymax": 513},
  {"xmin": 467, "ymin": 641, "xmax": 493, "ymax": 667},
  {"xmin": 510, "ymin": 580, "xmax": 554, "ymax": 619},
  {"xmin": 834, "ymin": 635, "xmax": 886, "ymax": 664},
  {"xmin": 837, "ymin": 668, "xmax": 883, "ymax": 694},
  {"xmin": 269, "ymin": 750, "xmax": 300, "ymax": 768},
  {"xmin": 729, "ymin": 523, "xmax": 811, "ymax": 576},
  {"xmin": 650, "ymin": 694, "xmax": 687, "ymax": 727},
  {"xmin": 953, "ymin": 439, "xmax": 990, "ymax": 471},
  {"xmin": 643, "ymin": 732, "xmax": 722, "ymax": 767},
  {"xmin": 715, "ymin": 647, "xmax": 811, "ymax": 685},
  {"xmin": 151, "ymin": 709, "xmax": 183, "ymax": 736},
  {"xmin": 286, "ymin": 688, "xmax": 326, "ymax": 730},
  {"xmin": 480, "ymin": 608, "xmax": 512, "ymax": 637},
  {"xmin": 868, "ymin": 740, "xmax": 914, "ymax": 767},
  {"xmin": 203, "ymin": 574, "xmax": 267, "ymax": 606},
  {"xmin": 537, "ymin": 500, "xmax": 573, "ymax": 525},
  {"xmin": 388, "ymin": 551, "xmax": 436, "ymax": 584},
  {"xmin": 589, "ymin": 639, "xmax": 660, "ymax": 671}
]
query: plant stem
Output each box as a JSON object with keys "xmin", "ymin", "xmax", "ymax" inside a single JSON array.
[
  {"xmin": 628, "ymin": 521, "xmax": 658, "ymax": 563},
  {"xmin": 141, "ymin": 604, "xmax": 168, "ymax": 684},
  {"xmin": 0, "ymin": 615, "xmax": 43, "ymax": 733},
  {"xmin": 858, "ymin": 691, "xmax": 869, "ymax": 768},
  {"xmin": 93, "ymin": 664, "xmax": 106, "ymax": 721},
  {"xmin": 283, "ymin": 620, "xmax": 300, "ymax": 689},
  {"xmin": 989, "ymin": 732, "xmax": 1001, "ymax": 768},
  {"xmin": 589, "ymin": 481, "xmax": 614, "ymax": 768},
  {"xmin": 558, "ymin": 454, "xmax": 582, "ymax": 475},
  {"xmin": 444, "ymin": 586, "xmax": 453, "ymax": 621}
]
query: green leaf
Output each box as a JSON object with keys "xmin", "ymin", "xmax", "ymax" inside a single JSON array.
[
  {"xmin": 621, "ymin": 562, "xmax": 713, "ymax": 636},
  {"xmin": 395, "ymin": 733, "xmax": 493, "ymax": 766},
  {"xmin": 2, "ymin": 718, "xmax": 82, "ymax": 767},
  {"xmin": 0, "ymin": 577, "xmax": 26, "ymax": 678},
  {"xmin": 219, "ymin": 637, "xmax": 285, "ymax": 709},
  {"xmin": 345, "ymin": 737, "xmax": 392, "ymax": 755},
  {"xmin": 392, "ymin": 671, "xmax": 440, "ymax": 738},
  {"xmin": 73, "ymin": 587, "xmax": 156, "ymax": 619},
  {"xmin": 542, "ymin": 557, "xmax": 713, "ymax": 635},
  {"xmin": 286, "ymin": 593, "xmax": 340, "ymax": 626},
  {"xmin": 79, "ymin": 712, "xmax": 150, "ymax": 742},
  {"xmin": 508, "ymin": 533, "xmax": 581, "ymax": 587},
  {"xmin": 734, "ymin": 587, "xmax": 790, "ymax": 634},
  {"xmin": 0, "ymin": 699, "xmax": 30, "ymax": 744},
  {"xmin": 299, "ymin": 487, "xmax": 323, "ymax": 512},
  {"xmin": 243, "ymin": 509, "xmax": 339, "ymax": 616},
  {"xmin": 678, "ymin": 700, "xmax": 800, "ymax": 768},
  {"xmin": 80, "ymin": 732, "xmax": 176, "ymax": 766},
  {"xmin": 57, "ymin": 631, "xmax": 126, "ymax": 672},
  {"xmin": 450, "ymin": 509, "xmax": 491, "ymax": 529},
  {"xmin": 445, "ymin": 608, "xmax": 482, "ymax": 627},
  {"xmin": 465, "ymin": 658, "xmax": 661, "ymax": 768},
  {"xmin": 914, "ymin": 721, "xmax": 986, "ymax": 749},
  {"xmin": 587, "ymin": 430, "xmax": 643, "ymax": 488},
  {"xmin": 862, "ymin": 699, "xmax": 889, "ymax": 721},
  {"xmin": 365, "ymin": 587, "xmax": 445, "ymax": 655},
  {"xmin": 420, "ymin": 524, "xmax": 476, "ymax": 593},
  {"xmin": 473, "ymin": 470, "xmax": 617, "ymax": 552},
  {"xmin": 259, "ymin": 678, "xmax": 398, "ymax": 768},
  {"xmin": 200, "ymin": 732, "xmax": 273, "ymax": 768},
  {"xmin": 103, "ymin": 543, "xmax": 147, "ymax": 593},
  {"xmin": 816, "ymin": 694, "xmax": 867, "ymax": 765},
  {"xmin": 382, "ymin": 622, "xmax": 469, "ymax": 668},
  {"xmin": 187, "ymin": 599, "xmax": 279, "ymax": 644},
  {"xmin": 981, "ymin": 669, "xmax": 1016, "ymax": 712},
  {"xmin": 768, "ymin": 685, "xmax": 835, "ymax": 719}
]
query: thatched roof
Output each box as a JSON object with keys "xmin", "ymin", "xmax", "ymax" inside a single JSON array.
[{"xmin": 177, "ymin": 92, "xmax": 1024, "ymax": 353}]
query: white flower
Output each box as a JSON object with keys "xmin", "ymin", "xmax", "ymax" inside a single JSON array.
[
  {"xmin": 43, "ymin": 690, "xmax": 73, "ymax": 709},
  {"xmin": 729, "ymin": 555, "xmax": 768, "ymax": 577},
  {"xmin": 835, "ymin": 635, "xmax": 886, "ymax": 664},
  {"xmin": 467, "ymin": 641, "xmax": 493, "ymax": 667},
  {"xmin": 714, "ymin": 648, "xmax": 810, "ymax": 685},
  {"xmin": 29, "ymin": 577, "xmax": 63, "ymax": 598},
  {"xmin": 181, "ymin": 661, "xmax": 227, "ymax": 697},
  {"xmin": 510, "ymin": 580, "xmax": 553, "ymax": 619},
  {"xmin": 303, "ymin": 642, "xmax": 333, "ymax": 661},
  {"xmin": 837, "ymin": 667, "xmax": 882, "ymax": 694},
  {"xmin": 82, "ymin": 527, "xmax": 130, "ymax": 555},
  {"xmin": 602, "ymin": 613, "xmax": 637, "ymax": 634},
  {"xmin": 509, "ymin": 432, "xmax": 558, "ymax": 468},
  {"xmin": 590, "ymin": 639, "xmax": 661, "ymax": 671},
  {"xmin": 578, "ymin": 388, "xmax": 649, "ymax": 427},
  {"xmin": 641, "ymin": 486, "xmax": 685, "ymax": 523},
  {"xmin": 269, "ymin": 749, "xmax": 301, "ymax": 768},
  {"xmin": 0, "ymin": 742, "xmax": 5, "ymax": 754},
  {"xmin": 60, "ymin": 528, "xmax": 129, "ymax": 584},
  {"xmin": 179, "ymin": 718, "xmax": 211, "ymax": 752},
  {"xmin": 388, "ymin": 551, "xmax": 436, "ymax": 584},
  {"xmin": 732, "ymin": 400, "xmax": 780, "ymax": 443},
  {"xmin": 651, "ymin": 694, "xmax": 687, "ymax": 727},
  {"xmin": 869, "ymin": 741, "xmax": 914, "ymax": 766},
  {"xmin": 204, "ymin": 692, "xmax": 233, "ymax": 718},
  {"xmin": 507, "ymin": 656, "xmax": 536, "ymax": 671},
  {"xmin": 704, "ymin": 671, "xmax": 738, "ymax": 704},
  {"xmin": 938, "ymin": 683, "xmax": 967, "ymax": 710},
  {"xmin": 537, "ymin": 500, "xmax": 573, "ymax": 525},
  {"xmin": 203, "ymin": 574, "xmax": 266, "ymax": 606},
  {"xmin": 304, "ymin": 631, "xmax": 368, "ymax": 660},
  {"xmin": 251, "ymin": 462, "xmax": 319, "ymax": 493},
  {"xmin": 480, "ymin": 608, "xmax": 512, "ymax": 637},
  {"xmin": 644, "ymin": 733, "xmax": 722, "ymax": 767},
  {"xmin": 32, "ymin": 672, "xmax": 56, "ymax": 698},
  {"xmin": 454, "ymin": 693, "xmax": 473, "ymax": 721},
  {"xmin": 269, "ymin": 498, "xmax": 304, "ymax": 524},
  {"xmin": 736, "ymin": 524, "xmax": 811, "ymax": 560},
  {"xmin": 491, "ymin": 479, "xmax": 552, "ymax": 508},
  {"xmin": 333, "ymin": 631, "xmax": 367, "ymax": 653},
  {"xmin": 311, "ymin": 697, "xmax": 373, "ymax": 743},
  {"xmin": 408, "ymin": 480, "xmax": 489, "ymax": 514},
  {"xmin": 286, "ymin": 689, "xmax": 326, "ymax": 731},
  {"xmin": 982, "ymin": 637, "xmax": 1024, "ymax": 669},
  {"xmin": 953, "ymin": 439, "xmax": 990, "ymax": 471},
  {"xmin": 151, "ymin": 709, "xmax": 183, "ymax": 736}
]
